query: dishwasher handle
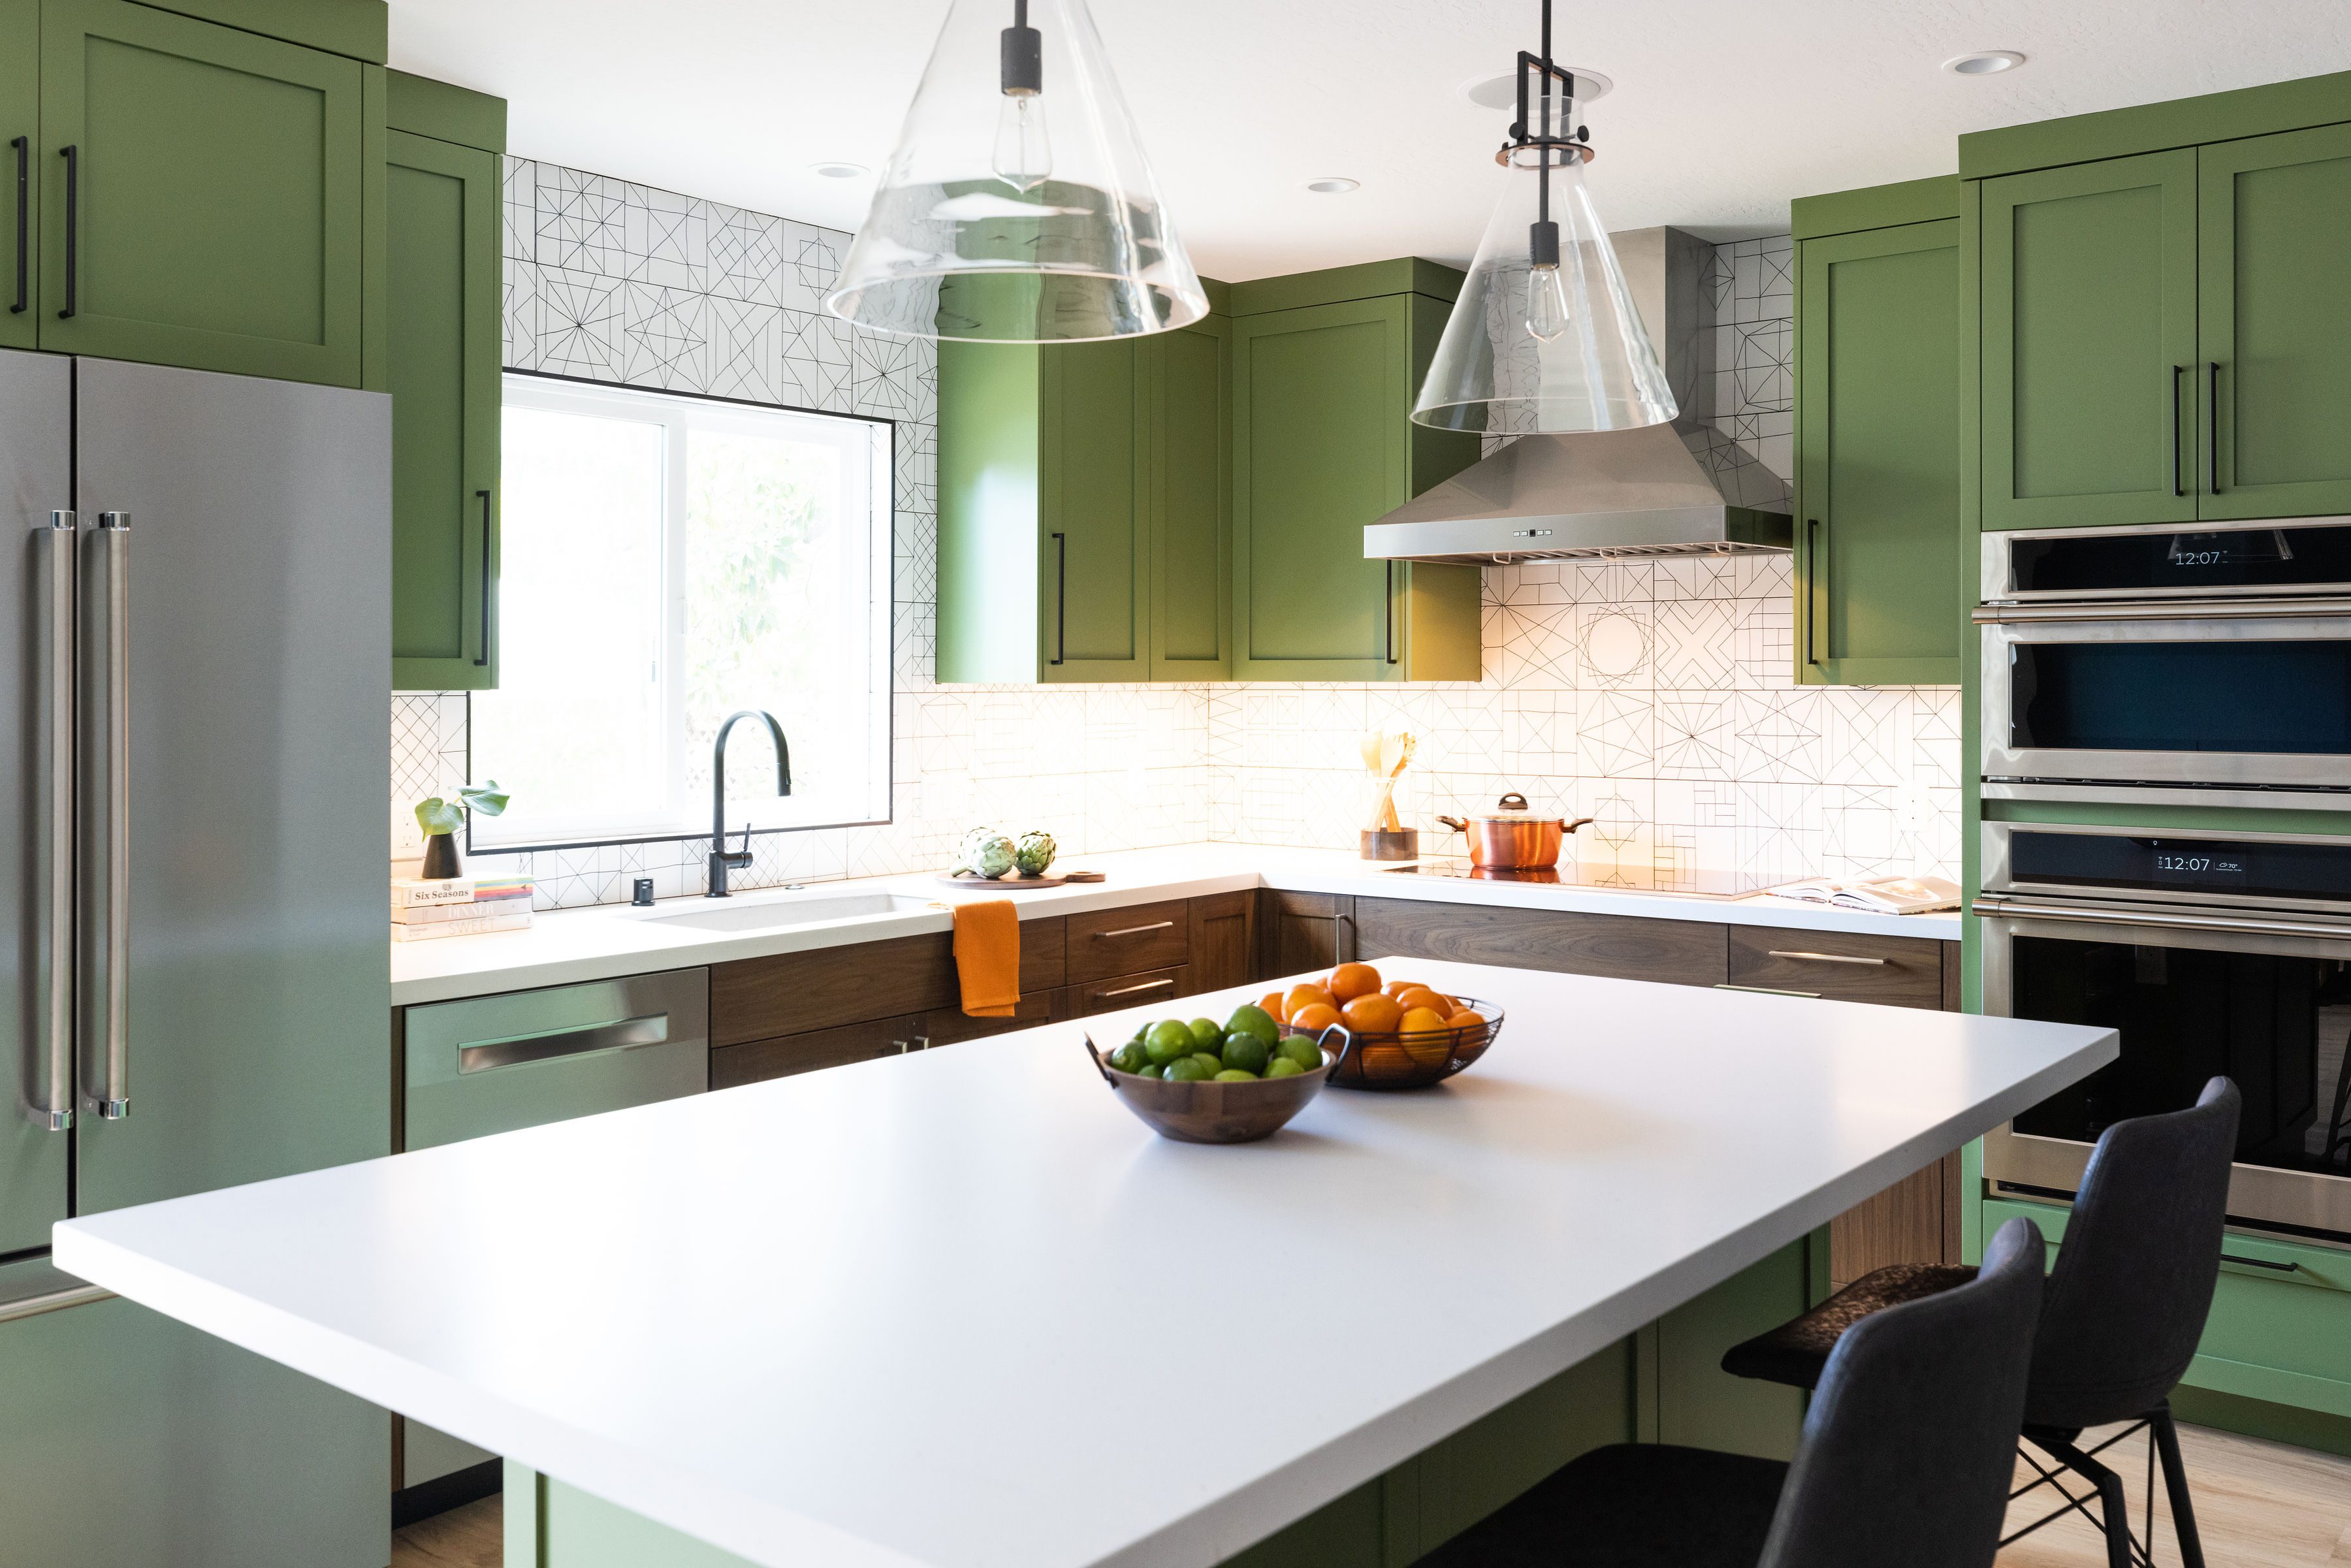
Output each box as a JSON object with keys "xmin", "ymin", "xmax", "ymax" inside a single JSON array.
[{"xmin": 458, "ymin": 1012, "xmax": 671, "ymax": 1074}]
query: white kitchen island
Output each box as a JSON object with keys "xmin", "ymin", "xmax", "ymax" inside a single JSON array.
[{"xmin": 54, "ymin": 960, "xmax": 2113, "ymax": 1568}]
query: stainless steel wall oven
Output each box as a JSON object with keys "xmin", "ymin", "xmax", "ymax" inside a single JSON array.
[
  {"xmin": 1978, "ymin": 821, "xmax": 2351, "ymax": 1243},
  {"xmin": 1977, "ymin": 518, "xmax": 2351, "ymax": 805}
]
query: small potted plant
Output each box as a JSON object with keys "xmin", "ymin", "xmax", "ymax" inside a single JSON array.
[{"xmin": 413, "ymin": 780, "xmax": 511, "ymax": 881}]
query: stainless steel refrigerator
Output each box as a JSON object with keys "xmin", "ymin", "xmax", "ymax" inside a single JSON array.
[{"xmin": 0, "ymin": 351, "xmax": 392, "ymax": 1566}]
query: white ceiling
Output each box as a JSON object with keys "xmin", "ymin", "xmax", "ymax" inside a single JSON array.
[{"xmin": 387, "ymin": 0, "xmax": 2351, "ymax": 281}]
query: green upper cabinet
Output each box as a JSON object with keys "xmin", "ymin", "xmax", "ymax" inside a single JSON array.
[
  {"xmin": 1229, "ymin": 267, "xmax": 1481, "ymax": 682},
  {"xmin": 2198, "ymin": 122, "xmax": 2351, "ymax": 520},
  {"xmin": 0, "ymin": 0, "xmax": 37, "ymax": 347},
  {"xmin": 937, "ymin": 300, "xmax": 1230, "ymax": 684},
  {"xmin": 1979, "ymin": 150, "xmax": 2200, "ymax": 530},
  {"xmin": 385, "ymin": 83, "xmax": 501, "ymax": 692},
  {"xmin": 37, "ymin": 0, "xmax": 367, "ymax": 385},
  {"xmin": 1792, "ymin": 191, "xmax": 1962, "ymax": 685}
]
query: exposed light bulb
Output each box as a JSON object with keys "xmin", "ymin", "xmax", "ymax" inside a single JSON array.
[
  {"xmin": 993, "ymin": 91, "xmax": 1051, "ymax": 193},
  {"xmin": 1526, "ymin": 261, "xmax": 1571, "ymax": 342}
]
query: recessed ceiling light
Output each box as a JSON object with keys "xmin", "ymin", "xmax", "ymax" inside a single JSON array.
[
  {"xmin": 1943, "ymin": 50, "xmax": 2024, "ymax": 76},
  {"xmin": 1462, "ymin": 65, "xmax": 1612, "ymax": 110},
  {"xmin": 810, "ymin": 161, "xmax": 870, "ymax": 180},
  {"xmin": 1305, "ymin": 177, "xmax": 1360, "ymax": 195}
]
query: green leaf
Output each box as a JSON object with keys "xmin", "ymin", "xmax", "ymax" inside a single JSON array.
[
  {"xmin": 413, "ymin": 797, "xmax": 464, "ymax": 837},
  {"xmin": 459, "ymin": 779, "xmax": 511, "ymax": 818}
]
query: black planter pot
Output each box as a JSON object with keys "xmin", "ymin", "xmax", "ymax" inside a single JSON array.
[{"xmin": 421, "ymin": 833, "xmax": 463, "ymax": 881}]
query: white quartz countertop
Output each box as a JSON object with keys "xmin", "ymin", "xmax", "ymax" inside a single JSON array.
[
  {"xmin": 58, "ymin": 959, "xmax": 2110, "ymax": 1568},
  {"xmin": 391, "ymin": 843, "xmax": 1964, "ymax": 1006}
]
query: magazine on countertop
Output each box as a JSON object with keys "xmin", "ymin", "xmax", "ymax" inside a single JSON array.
[{"xmin": 1764, "ymin": 874, "xmax": 1962, "ymax": 916}]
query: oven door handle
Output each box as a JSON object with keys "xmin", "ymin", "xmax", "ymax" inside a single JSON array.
[
  {"xmin": 1973, "ymin": 595, "xmax": 2351, "ymax": 624},
  {"xmin": 1974, "ymin": 894, "xmax": 2351, "ymax": 942}
]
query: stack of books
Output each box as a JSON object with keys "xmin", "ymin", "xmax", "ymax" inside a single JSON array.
[{"xmin": 390, "ymin": 874, "xmax": 536, "ymax": 942}]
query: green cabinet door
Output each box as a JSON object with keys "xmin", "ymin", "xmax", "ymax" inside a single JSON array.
[
  {"xmin": 0, "ymin": 0, "xmax": 37, "ymax": 346},
  {"xmin": 1795, "ymin": 218, "xmax": 1962, "ymax": 684},
  {"xmin": 1231, "ymin": 295, "xmax": 1480, "ymax": 681},
  {"xmin": 1039, "ymin": 336, "xmax": 1145, "ymax": 680},
  {"xmin": 1144, "ymin": 313, "xmax": 1228, "ymax": 678},
  {"xmin": 38, "ymin": 0, "xmax": 364, "ymax": 385},
  {"xmin": 2198, "ymin": 122, "xmax": 2351, "ymax": 520},
  {"xmin": 1981, "ymin": 150, "xmax": 2199, "ymax": 530},
  {"xmin": 387, "ymin": 127, "xmax": 499, "ymax": 690}
]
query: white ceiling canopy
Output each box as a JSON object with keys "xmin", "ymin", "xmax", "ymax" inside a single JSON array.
[{"xmin": 388, "ymin": 0, "xmax": 2351, "ymax": 281}]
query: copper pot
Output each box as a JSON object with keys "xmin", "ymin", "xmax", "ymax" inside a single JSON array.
[{"xmin": 1436, "ymin": 793, "xmax": 1593, "ymax": 869}]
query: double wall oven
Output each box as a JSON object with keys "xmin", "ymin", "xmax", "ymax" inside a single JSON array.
[{"xmin": 1975, "ymin": 519, "xmax": 2351, "ymax": 1246}]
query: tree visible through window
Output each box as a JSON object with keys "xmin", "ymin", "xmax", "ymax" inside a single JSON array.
[{"xmin": 473, "ymin": 374, "xmax": 892, "ymax": 850}]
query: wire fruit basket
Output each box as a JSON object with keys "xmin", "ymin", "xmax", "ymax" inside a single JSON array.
[{"xmin": 1291, "ymin": 997, "xmax": 1505, "ymax": 1091}]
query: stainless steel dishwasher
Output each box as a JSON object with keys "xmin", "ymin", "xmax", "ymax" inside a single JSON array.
[{"xmin": 394, "ymin": 967, "xmax": 709, "ymax": 1505}]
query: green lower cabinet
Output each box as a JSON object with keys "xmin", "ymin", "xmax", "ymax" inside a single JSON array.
[
  {"xmin": 1979, "ymin": 150, "xmax": 2200, "ymax": 530},
  {"xmin": 37, "ymin": 0, "xmax": 368, "ymax": 385},
  {"xmin": 2198, "ymin": 121, "xmax": 2351, "ymax": 520},
  {"xmin": 386, "ymin": 120, "xmax": 500, "ymax": 690},
  {"xmin": 1229, "ymin": 283, "xmax": 1481, "ymax": 682},
  {"xmin": 1793, "ymin": 210, "xmax": 1962, "ymax": 684},
  {"xmin": 1984, "ymin": 1197, "xmax": 2351, "ymax": 1430}
]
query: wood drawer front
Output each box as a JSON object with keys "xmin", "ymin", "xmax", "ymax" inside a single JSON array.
[
  {"xmin": 1351, "ymin": 897, "xmax": 1729, "ymax": 988},
  {"xmin": 1187, "ymin": 891, "xmax": 1256, "ymax": 994},
  {"xmin": 921, "ymin": 989, "xmax": 1065, "ymax": 1048},
  {"xmin": 711, "ymin": 919, "xmax": 1066, "ymax": 1046},
  {"xmin": 710, "ymin": 1013, "xmax": 927, "ymax": 1089},
  {"xmin": 1066, "ymin": 900, "xmax": 1190, "ymax": 984},
  {"xmin": 1066, "ymin": 965, "xmax": 1190, "ymax": 1017},
  {"xmin": 1727, "ymin": 927, "xmax": 1942, "ymax": 1008}
]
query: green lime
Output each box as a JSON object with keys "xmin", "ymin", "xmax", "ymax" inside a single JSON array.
[
  {"xmin": 1108, "ymin": 1040, "xmax": 1150, "ymax": 1074},
  {"xmin": 1163, "ymin": 1056, "xmax": 1214, "ymax": 1083},
  {"xmin": 1144, "ymin": 1019, "xmax": 1195, "ymax": 1066},
  {"xmin": 1213, "ymin": 1068, "xmax": 1258, "ymax": 1082},
  {"xmin": 1219, "ymin": 1031, "xmax": 1270, "ymax": 1075},
  {"xmin": 1224, "ymin": 1004, "xmax": 1279, "ymax": 1046},
  {"xmin": 1264, "ymin": 1056, "xmax": 1305, "ymax": 1078},
  {"xmin": 1137, "ymin": 1063, "xmax": 1164, "ymax": 1079},
  {"xmin": 1277, "ymin": 1034, "xmax": 1324, "ymax": 1071},
  {"xmin": 1187, "ymin": 1018, "xmax": 1223, "ymax": 1051},
  {"xmin": 1189, "ymin": 1052, "xmax": 1223, "ymax": 1076}
]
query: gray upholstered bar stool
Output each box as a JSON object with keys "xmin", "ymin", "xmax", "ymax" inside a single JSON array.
[
  {"xmin": 1413, "ymin": 1215, "xmax": 2048, "ymax": 1568},
  {"xmin": 1721, "ymin": 1077, "xmax": 2241, "ymax": 1568}
]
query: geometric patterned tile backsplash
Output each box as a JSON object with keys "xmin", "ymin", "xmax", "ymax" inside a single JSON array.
[{"xmin": 394, "ymin": 163, "xmax": 1957, "ymax": 910}]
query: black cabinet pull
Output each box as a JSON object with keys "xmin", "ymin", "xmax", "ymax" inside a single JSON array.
[
  {"xmin": 472, "ymin": 490, "xmax": 493, "ymax": 667},
  {"xmin": 2169, "ymin": 364, "xmax": 2186, "ymax": 498},
  {"xmin": 56, "ymin": 144, "xmax": 74, "ymax": 319},
  {"xmin": 9, "ymin": 136, "xmax": 24, "ymax": 314},
  {"xmin": 2220, "ymin": 1252, "xmax": 2297, "ymax": 1273},
  {"xmin": 1048, "ymin": 530, "xmax": 1066, "ymax": 666},
  {"xmin": 2207, "ymin": 361, "xmax": 2222, "ymax": 494},
  {"xmin": 1384, "ymin": 560, "xmax": 1398, "ymax": 665},
  {"xmin": 1804, "ymin": 519, "xmax": 1823, "ymax": 664}
]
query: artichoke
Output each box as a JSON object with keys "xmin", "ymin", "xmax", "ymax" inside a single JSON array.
[
  {"xmin": 1014, "ymin": 829, "xmax": 1057, "ymax": 876},
  {"xmin": 957, "ymin": 827, "xmax": 1016, "ymax": 878}
]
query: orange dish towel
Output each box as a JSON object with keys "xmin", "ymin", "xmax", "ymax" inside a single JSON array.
[{"xmin": 952, "ymin": 898, "xmax": 1021, "ymax": 1017}]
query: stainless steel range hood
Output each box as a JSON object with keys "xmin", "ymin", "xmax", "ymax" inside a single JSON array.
[{"xmin": 1366, "ymin": 227, "xmax": 1793, "ymax": 565}]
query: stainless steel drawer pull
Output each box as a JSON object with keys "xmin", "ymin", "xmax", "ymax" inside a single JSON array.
[
  {"xmin": 2220, "ymin": 1253, "xmax": 2299, "ymax": 1274},
  {"xmin": 459, "ymin": 1013, "xmax": 669, "ymax": 1074},
  {"xmin": 1974, "ymin": 895, "xmax": 2351, "ymax": 942},
  {"xmin": 893, "ymin": 1036, "xmax": 934, "ymax": 1055},
  {"xmin": 1095, "ymin": 978, "xmax": 1175, "ymax": 999},
  {"xmin": 1765, "ymin": 950, "xmax": 1888, "ymax": 967},
  {"xmin": 0, "ymin": 1283, "xmax": 112, "ymax": 1325},
  {"xmin": 1715, "ymin": 984, "xmax": 1823, "ymax": 999},
  {"xmin": 1092, "ymin": 921, "xmax": 1176, "ymax": 940}
]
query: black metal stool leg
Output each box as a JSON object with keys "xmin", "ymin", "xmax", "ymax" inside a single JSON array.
[
  {"xmin": 2149, "ymin": 1404, "xmax": 2207, "ymax": 1568},
  {"xmin": 2027, "ymin": 1430, "xmax": 2137, "ymax": 1568}
]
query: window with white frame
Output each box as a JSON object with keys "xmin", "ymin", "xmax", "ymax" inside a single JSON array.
[{"xmin": 472, "ymin": 374, "xmax": 893, "ymax": 850}]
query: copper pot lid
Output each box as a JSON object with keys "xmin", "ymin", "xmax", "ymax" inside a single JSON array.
[{"xmin": 1454, "ymin": 792, "xmax": 1559, "ymax": 824}]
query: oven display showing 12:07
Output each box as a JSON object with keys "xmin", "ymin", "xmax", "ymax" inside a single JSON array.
[{"xmin": 2152, "ymin": 852, "xmax": 2247, "ymax": 881}]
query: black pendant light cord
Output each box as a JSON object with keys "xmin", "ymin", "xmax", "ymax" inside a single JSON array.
[
  {"xmin": 1002, "ymin": 0, "xmax": 1042, "ymax": 95},
  {"xmin": 1518, "ymin": 0, "xmax": 1566, "ymax": 267}
]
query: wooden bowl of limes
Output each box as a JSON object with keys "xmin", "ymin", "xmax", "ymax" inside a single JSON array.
[{"xmin": 1087, "ymin": 1006, "xmax": 1334, "ymax": 1144}]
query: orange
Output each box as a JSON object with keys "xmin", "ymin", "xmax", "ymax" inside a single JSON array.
[
  {"xmin": 1288, "ymin": 1002, "xmax": 1342, "ymax": 1033},
  {"xmin": 1328, "ymin": 962, "xmax": 1382, "ymax": 1002},
  {"xmin": 1399, "ymin": 1005, "xmax": 1450, "ymax": 1033},
  {"xmin": 1448, "ymin": 1008, "xmax": 1488, "ymax": 1039},
  {"xmin": 1285, "ymin": 984, "xmax": 1337, "ymax": 1019},
  {"xmin": 1259, "ymin": 990, "xmax": 1290, "ymax": 1024},
  {"xmin": 1394, "ymin": 985, "xmax": 1450, "ymax": 1016},
  {"xmin": 1341, "ymin": 993, "xmax": 1404, "ymax": 1033},
  {"xmin": 1381, "ymin": 978, "xmax": 1417, "ymax": 999}
]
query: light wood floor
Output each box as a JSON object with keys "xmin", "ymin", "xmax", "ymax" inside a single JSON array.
[
  {"xmin": 1999, "ymin": 1420, "xmax": 2351, "ymax": 1566},
  {"xmin": 387, "ymin": 1422, "xmax": 2351, "ymax": 1567}
]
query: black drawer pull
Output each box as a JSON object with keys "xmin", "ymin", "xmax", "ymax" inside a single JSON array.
[
  {"xmin": 56, "ymin": 144, "xmax": 75, "ymax": 319},
  {"xmin": 2220, "ymin": 1253, "xmax": 2297, "ymax": 1274},
  {"xmin": 9, "ymin": 135, "xmax": 24, "ymax": 313},
  {"xmin": 473, "ymin": 490, "xmax": 493, "ymax": 666}
]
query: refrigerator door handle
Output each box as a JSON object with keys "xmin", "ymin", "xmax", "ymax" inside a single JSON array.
[
  {"xmin": 33, "ymin": 511, "xmax": 74, "ymax": 1130},
  {"xmin": 88, "ymin": 511, "xmax": 129, "ymax": 1119}
]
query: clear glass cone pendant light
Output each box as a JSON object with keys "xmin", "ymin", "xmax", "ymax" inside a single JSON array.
[
  {"xmin": 1413, "ymin": 3, "xmax": 1674, "ymax": 435},
  {"xmin": 827, "ymin": 0, "xmax": 1208, "ymax": 344}
]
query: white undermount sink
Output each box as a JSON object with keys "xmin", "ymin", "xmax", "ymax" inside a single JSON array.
[{"xmin": 630, "ymin": 891, "xmax": 936, "ymax": 934}]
